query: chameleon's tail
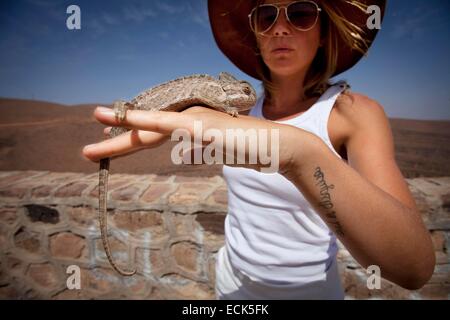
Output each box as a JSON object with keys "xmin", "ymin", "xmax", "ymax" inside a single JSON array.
[{"xmin": 99, "ymin": 157, "xmax": 136, "ymax": 276}]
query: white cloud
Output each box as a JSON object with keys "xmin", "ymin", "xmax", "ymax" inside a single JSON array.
[
  {"xmin": 185, "ymin": 1, "xmax": 209, "ymax": 29},
  {"xmin": 158, "ymin": 32, "xmax": 169, "ymax": 40},
  {"xmin": 123, "ymin": 5, "xmax": 157, "ymax": 23},
  {"xmin": 89, "ymin": 19, "xmax": 106, "ymax": 37},
  {"xmin": 26, "ymin": 0, "xmax": 55, "ymax": 7},
  {"xmin": 391, "ymin": 6, "xmax": 440, "ymax": 40},
  {"xmin": 102, "ymin": 13, "xmax": 119, "ymax": 25},
  {"xmin": 156, "ymin": 2, "xmax": 185, "ymax": 14}
]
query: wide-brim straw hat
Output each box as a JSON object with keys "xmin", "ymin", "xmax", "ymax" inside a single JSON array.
[{"xmin": 208, "ymin": 0, "xmax": 386, "ymax": 79}]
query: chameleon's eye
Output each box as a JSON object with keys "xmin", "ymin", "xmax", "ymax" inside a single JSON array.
[{"xmin": 243, "ymin": 87, "xmax": 251, "ymax": 95}]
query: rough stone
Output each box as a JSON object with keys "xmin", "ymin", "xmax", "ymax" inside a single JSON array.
[
  {"xmin": 174, "ymin": 176, "xmax": 219, "ymax": 184},
  {"xmin": 67, "ymin": 206, "xmax": 96, "ymax": 228},
  {"xmin": 124, "ymin": 275, "xmax": 151, "ymax": 297},
  {"xmin": 26, "ymin": 263, "xmax": 60, "ymax": 289},
  {"xmin": 430, "ymin": 231, "xmax": 446, "ymax": 252},
  {"xmin": 208, "ymin": 256, "xmax": 217, "ymax": 288},
  {"xmin": 14, "ymin": 227, "xmax": 41, "ymax": 254},
  {"xmin": 0, "ymin": 285, "xmax": 21, "ymax": 299},
  {"xmin": 113, "ymin": 210, "xmax": 164, "ymax": 233},
  {"xmin": 5, "ymin": 255, "xmax": 25, "ymax": 272},
  {"xmin": 417, "ymin": 283, "xmax": 450, "ymax": 299},
  {"xmin": 0, "ymin": 172, "xmax": 33, "ymax": 187},
  {"xmin": 172, "ymin": 214, "xmax": 196, "ymax": 236},
  {"xmin": 170, "ymin": 241, "xmax": 200, "ymax": 274},
  {"xmin": 0, "ymin": 186, "xmax": 29, "ymax": 198},
  {"xmin": 31, "ymin": 184, "xmax": 57, "ymax": 198},
  {"xmin": 0, "ymin": 207, "xmax": 18, "ymax": 225},
  {"xmin": 168, "ymin": 183, "xmax": 214, "ymax": 205},
  {"xmin": 210, "ymin": 187, "xmax": 228, "ymax": 205},
  {"xmin": 49, "ymin": 232, "xmax": 87, "ymax": 259},
  {"xmin": 24, "ymin": 205, "xmax": 60, "ymax": 224},
  {"xmin": 195, "ymin": 212, "xmax": 225, "ymax": 235},
  {"xmin": 442, "ymin": 193, "xmax": 450, "ymax": 210},
  {"xmin": 0, "ymin": 171, "xmax": 448, "ymax": 300},
  {"xmin": 161, "ymin": 274, "xmax": 214, "ymax": 299},
  {"xmin": 111, "ymin": 185, "xmax": 141, "ymax": 201},
  {"xmin": 53, "ymin": 289, "xmax": 86, "ymax": 300},
  {"xmin": 135, "ymin": 248, "xmax": 165, "ymax": 275},
  {"xmin": 54, "ymin": 182, "xmax": 89, "ymax": 197},
  {"xmin": 81, "ymin": 268, "xmax": 120, "ymax": 293},
  {"xmin": 141, "ymin": 184, "xmax": 172, "ymax": 203},
  {"xmin": 43, "ymin": 172, "xmax": 81, "ymax": 183}
]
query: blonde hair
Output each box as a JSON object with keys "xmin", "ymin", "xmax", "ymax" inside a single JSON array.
[{"xmin": 253, "ymin": 0, "xmax": 372, "ymax": 102}]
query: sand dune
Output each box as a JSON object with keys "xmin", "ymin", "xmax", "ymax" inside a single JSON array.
[{"xmin": 0, "ymin": 97, "xmax": 449, "ymax": 177}]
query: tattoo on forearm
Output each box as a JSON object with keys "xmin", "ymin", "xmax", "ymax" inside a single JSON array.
[{"xmin": 313, "ymin": 166, "xmax": 344, "ymax": 236}]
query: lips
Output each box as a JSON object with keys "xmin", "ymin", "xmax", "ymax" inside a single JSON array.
[{"xmin": 271, "ymin": 47, "xmax": 294, "ymax": 53}]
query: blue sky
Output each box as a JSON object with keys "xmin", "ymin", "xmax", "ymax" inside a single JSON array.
[{"xmin": 0, "ymin": 0, "xmax": 449, "ymax": 120}]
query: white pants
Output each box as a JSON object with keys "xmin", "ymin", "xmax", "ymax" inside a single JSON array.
[{"xmin": 215, "ymin": 246, "xmax": 345, "ymax": 300}]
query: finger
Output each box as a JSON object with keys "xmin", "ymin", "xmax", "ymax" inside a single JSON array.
[
  {"xmin": 94, "ymin": 106, "xmax": 194, "ymax": 135},
  {"xmin": 83, "ymin": 129, "xmax": 169, "ymax": 162}
]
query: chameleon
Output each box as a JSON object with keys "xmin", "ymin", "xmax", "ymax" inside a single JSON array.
[{"xmin": 98, "ymin": 72, "xmax": 257, "ymax": 276}]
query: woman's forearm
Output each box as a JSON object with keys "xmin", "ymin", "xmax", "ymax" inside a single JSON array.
[{"xmin": 280, "ymin": 130, "xmax": 435, "ymax": 289}]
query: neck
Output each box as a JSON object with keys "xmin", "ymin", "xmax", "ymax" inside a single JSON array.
[{"xmin": 265, "ymin": 71, "xmax": 313, "ymax": 116}]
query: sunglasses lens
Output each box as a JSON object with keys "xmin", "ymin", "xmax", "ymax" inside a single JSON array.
[
  {"xmin": 254, "ymin": 6, "xmax": 278, "ymax": 33},
  {"xmin": 287, "ymin": 2, "xmax": 319, "ymax": 30}
]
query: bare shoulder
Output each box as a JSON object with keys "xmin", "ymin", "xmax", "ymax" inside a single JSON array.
[
  {"xmin": 331, "ymin": 91, "xmax": 419, "ymax": 211},
  {"xmin": 332, "ymin": 91, "xmax": 391, "ymax": 142},
  {"xmin": 335, "ymin": 92, "xmax": 388, "ymax": 129}
]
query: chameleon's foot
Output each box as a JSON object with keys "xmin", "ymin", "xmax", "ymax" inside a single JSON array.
[
  {"xmin": 227, "ymin": 110, "xmax": 239, "ymax": 117},
  {"xmin": 113, "ymin": 100, "xmax": 131, "ymax": 122},
  {"xmin": 340, "ymin": 82, "xmax": 351, "ymax": 94}
]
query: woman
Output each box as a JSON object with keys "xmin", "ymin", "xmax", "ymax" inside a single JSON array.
[{"xmin": 83, "ymin": 0, "xmax": 435, "ymax": 299}]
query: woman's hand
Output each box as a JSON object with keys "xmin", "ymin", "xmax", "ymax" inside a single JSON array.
[{"xmin": 82, "ymin": 105, "xmax": 311, "ymax": 174}]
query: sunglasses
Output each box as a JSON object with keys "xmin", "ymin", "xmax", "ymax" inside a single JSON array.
[{"xmin": 248, "ymin": 1, "xmax": 322, "ymax": 34}]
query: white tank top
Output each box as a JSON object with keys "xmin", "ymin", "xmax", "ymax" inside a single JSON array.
[{"xmin": 222, "ymin": 81, "xmax": 349, "ymax": 285}]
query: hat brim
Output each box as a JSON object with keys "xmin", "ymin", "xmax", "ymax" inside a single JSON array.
[{"xmin": 208, "ymin": 0, "xmax": 386, "ymax": 80}]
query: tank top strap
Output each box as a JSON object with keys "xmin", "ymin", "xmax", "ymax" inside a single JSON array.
[
  {"xmin": 314, "ymin": 80, "xmax": 350, "ymax": 125},
  {"xmin": 314, "ymin": 81, "xmax": 350, "ymax": 154}
]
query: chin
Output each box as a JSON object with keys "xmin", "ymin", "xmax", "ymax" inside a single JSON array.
[
  {"xmin": 266, "ymin": 57, "xmax": 310, "ymax": 77},
  {"xmin": 268, "ymin": 64, "xmax": 307, "ymax": 78}
]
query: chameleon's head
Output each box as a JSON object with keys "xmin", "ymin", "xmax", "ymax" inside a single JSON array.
[{"xmin": 219, "ymin": 72, "xmax": 257, "ymax": 111}]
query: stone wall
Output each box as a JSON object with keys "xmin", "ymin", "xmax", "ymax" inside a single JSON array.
[{"xmin": 0, "ymin": 171, "xmax": 448, "ymax": 300}]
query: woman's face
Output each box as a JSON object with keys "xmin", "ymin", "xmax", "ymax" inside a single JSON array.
[{"xmin": 255, "ymin": 0, "xmax": 322, "ymax": 79}]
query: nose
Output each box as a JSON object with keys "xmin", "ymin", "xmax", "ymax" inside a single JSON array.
[{"xmin": 270, "ymin": 8, "xmax": 291, "ymax": 36}]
